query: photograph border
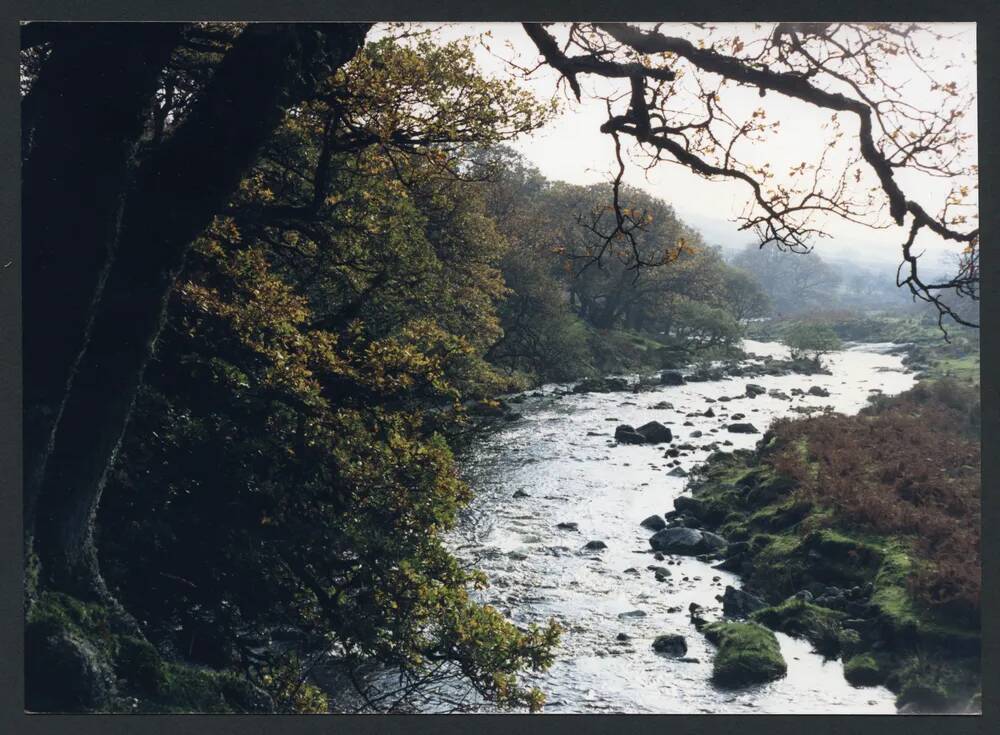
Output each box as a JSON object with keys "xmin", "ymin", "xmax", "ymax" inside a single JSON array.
[{"xmin": 1, "ymin": 1, "xmax": 995, "ymax": 734}]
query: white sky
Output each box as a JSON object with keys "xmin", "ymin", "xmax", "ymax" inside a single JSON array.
[{"xmin": 396, "ymin": 22, "xmax": 978, "ymax": 272}]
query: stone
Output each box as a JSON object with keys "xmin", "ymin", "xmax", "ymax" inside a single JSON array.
[
  {"xmin": 649, "ymin": 527, "xmax": 714, "ymax": 555},
  {"xmin": 584, "ymin": 540, "xmax": 608, "ymax": 551},
  {"xmin": 703, "ymin": 622, "xmax": 787, "ymax": 687},
  {"xmin": 614, "ymin": 424, "xmax": 647, "ymax": 444},
  {"xmin": 808, "ymin": 386, "xmax": 831, "ymax": 397},
  {"xmin": 745, "ymin": 383, "xmax": 767, "ymax": 397},
  {"xmin": 673, "ymin": 496, "xmax": 706, "ymax": 518},
  {"xmin": 635, "ymin": 421, "xmax": 673, "ymax": 444},
  {"xmin": 721, "ymin": 585, "xmax": 767, "ymax": 618},
  {"xmin": 513, "ymin": 490, "xmax": 530, "ymax": 498},
  {"xmin": 667, "ymin": 466, "xmax": 688, "ymax": 477},
  {"xmin": 727, "ymin": 423, "xmax": 760, "ymax": 434},
  {"xmin": 556, "ymin": 522, "xmax": 579, "ymax": 531},
  {"xmin": 652, "ymin": 634, "xmax": 688, "ymax": 657},
  {"xmin": 640, "ymin": 514, "xmax": 667, "ymax": 531}
]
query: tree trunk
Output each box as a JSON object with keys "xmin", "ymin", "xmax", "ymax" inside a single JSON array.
[
  {"xmin": 32, "ymin": 23, "xmax": 370, "ymax": 598},
  {"xmin": 22, "ymin": 23, "xmax": 182, "ymax": 545}
]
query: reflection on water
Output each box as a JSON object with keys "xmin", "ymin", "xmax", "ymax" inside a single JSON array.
[{"xmin": 438, "ymin": 340, "xmax": 914, "ymax": 714}]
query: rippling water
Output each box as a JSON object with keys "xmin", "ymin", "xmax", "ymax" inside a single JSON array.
[{"xmin": 435, "ymin": 340, "xmax": 915, "ymax": 714}]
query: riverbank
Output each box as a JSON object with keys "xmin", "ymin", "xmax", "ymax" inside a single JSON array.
[{"xmin": 678, "ymin": 379, "xmax": 981, "ymax": 712}]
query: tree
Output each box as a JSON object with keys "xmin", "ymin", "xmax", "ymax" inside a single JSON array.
[
  {"xmin": 522, "ymin": 23, "xmax": 979, "ymax": 330},
  {"xmin": 732, "ymin": 242, "xmax": 840, "ymax": 316},
  {"xmin": 720, "ymin": 267, "xmax": 772, "ymax": 323},
  {"xmin": 783, "ymin": 322, "xmax": 843, "ymax": 364},
  {"xmin": 24, "ymin": 23, "xmax": 372, "ymax": 606},
  {"xmin": 91, "ymin": 32, "xmax": 559, "ymax": 712}
]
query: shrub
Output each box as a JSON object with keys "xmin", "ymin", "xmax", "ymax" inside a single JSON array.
[
  {"xmin": 781, "ymin": 322, "xmax": 842, "ymax": 364},
  {"xmin": 768, "ymin": 381, "xmax": 981, "ymax": 619}
]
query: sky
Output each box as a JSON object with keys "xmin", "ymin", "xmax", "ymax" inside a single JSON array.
[{"xmin": 402, "ymin": 22, "xmax": 978, "ymax": 273}]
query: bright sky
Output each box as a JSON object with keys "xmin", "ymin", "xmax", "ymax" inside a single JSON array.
[{"xmin": 401, "ymin": 22, "xmax": 978, "ymax": 272}]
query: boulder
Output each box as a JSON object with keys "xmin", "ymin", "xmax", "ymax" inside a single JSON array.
[
  {"xmin": 727, "ymin": 423, "xmax": 760, "ymax": 434},
  {"xmin": 667, "ymin": 466, "xmax": 688, "ymax": 477},
  {"xmin": 652, "ymin": 401, "xmax": 675, "ymax": 410},
  {"xmin": 703, "ymin": 407, "xmax": 716, "ymax": 417},
  {"xmin": 660, "ymin": 371, "xmax": 686, "ymax": 386},
  {"xmin": 745, "ymin": 383, "xmax": 767, "ymax": 397},
  {"xmin": 556, "ymin": 522, "xmax": 579, "ymax": 531},
  {"xmin": 673, "ymin": 495, "xmax": 707, "ymax": 518},
  {"xmin": 649, "ymin": 527, "xmax": 723, "ymax": 555},
  {"xmin": 808, "ymin": 386, "xmax": 831, "ymax": 397},
  {"xmin": 703, "ymin": 622, "xmax": 787, "ymax": 687},
  {"xmin": 768, "ymin": 389, "xmax": 791, "ymax": 401},
  {"xmin": 700, "ymin": 530, "xmax": 729, "ymax": 551},
  {"xmin": 614, "ymin": 424, "xmax": 647, "ymax": 444},
  {"xmin": 652, "ymin": 634, "xmax": 688, "ymax": 657},
  {"xmin": 640, "ymin": 514, "xmax": 667, "ymax": 531},
  {"xmin": 721, "ymin": 586, "xmax": 767, "ymax": 618},
  {"xmin": 633, "ymin": 421, "xmax": 672, "ymax": 443},
  {"xmin": 584, "ymin": 540, "xmax": 608, "ymax": 551},
  {"xmin": 512, "ymin": 489, "xmax": 530, "ymax": 498}
]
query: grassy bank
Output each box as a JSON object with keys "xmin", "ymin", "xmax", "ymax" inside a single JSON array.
[{"xmin": 684, "ymin": 379, "xmax": 981, "ymax": 712}]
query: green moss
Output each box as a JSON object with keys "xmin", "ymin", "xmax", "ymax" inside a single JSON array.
[
  {"xmin": 748, "ymin": 499, "xmax": 812, "ymax": 532},
  {"xmin": 843, "ymin": 654, "xmax": 884, "ymax": 686},
  {"xmin": 747, "ymin": 533, "xmax": 807, "ymax": 596},
  {"xmin": 116, "ymin": 636, "xmax": 165, "ymax": 694},
  {"xmin": 26, "ymin": 590, "xmax": 271, "ymax": 714},
  {"xmin": 704, "ymin": 622, "xmax": 787, "ymax": 687},
  {"xmin": 752, "ymin": 598, "xmax": 846, "ymax": 638}
]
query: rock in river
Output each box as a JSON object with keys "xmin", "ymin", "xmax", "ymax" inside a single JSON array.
[
  {"xmin": 808, "ymin": 385, "xmax": 831, "ymax": 397},
  {"xmin": 636, "ymin": 421, "xmax": 673, "ymax": 444},
  {"xmin": 745, "ymin": 383, "xmax": 767, "ymax": 397},
  {"xmin": 640, "ymin": 514, "xmax": 667, "ymax": 531},
  {"xmin": 727, "ymin": 422, "xmax": 760, "ymax": 434},
  {"xmin": 584, "ymin": 540, "xmax": 608, "ymax": 551},
  {"xmin": 704, "ymin": 622, "xmax": 787, "ymax": 687},
  {"xmin": 614, "ymin": 424, "xmax": 648, "ymax": 445},
  {"xmin": 649, "ymin": 527, "xmax": 726, "ymax": 555},
  {"xmin": 652, "ymin": 634, "xmax": 688, "ymax": 657}
]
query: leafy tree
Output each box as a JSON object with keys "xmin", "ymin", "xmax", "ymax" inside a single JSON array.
[
  {"xmin": 782, "ymin": 322, "xmax": 843, "ymax": 364},
  {"xmin": 95, "ymin": 32, "xmax": 560, "ymax": 712}
]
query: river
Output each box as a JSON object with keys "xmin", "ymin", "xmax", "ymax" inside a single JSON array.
[{"xmin": 429, "ymin": 339, "xmax": 916, "ymax": 714}]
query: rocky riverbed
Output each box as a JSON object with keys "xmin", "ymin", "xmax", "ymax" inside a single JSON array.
[{"xmin": 423, "ymin": 340, "xmax": 916, "ymax": 713}]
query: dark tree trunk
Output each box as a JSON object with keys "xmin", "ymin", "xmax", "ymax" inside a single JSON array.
[
  {"xmin": 22, "ymin": 24, "xmax": 182, "ymax": 544},
  {"xmin": 31, "ymin": 23, "xmax": 370, "ymax": 598}
]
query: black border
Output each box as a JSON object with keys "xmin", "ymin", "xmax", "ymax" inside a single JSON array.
[{"xmin": 0, "ymin": 2, "xmax": 995, "ymax": 734}]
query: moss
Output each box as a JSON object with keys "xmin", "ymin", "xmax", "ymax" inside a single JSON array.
[
  {"xmin": 704, "ymin": 622, "xmax": 787, "ymax": 687},
  {"xmin": 26, "ymin": 590, "xmax": 272, "ymax": 714},
  {"xmin": 116, "ymin": 636, "xmax": 165, "ymax": 694},
  {"xmin": 843, "ymin": 654, "xmax": 885, "ymax": 686},
  {"xmin": 752, "ymin": 598, "xmax": 846, "ymax": 639},
  {"xmin": 748, "ymin": 499, "xmax": 813, "ymax": 532},
  {"xmin": 747, "ymin": 533, "xmax": 807, "ymax": 596}
]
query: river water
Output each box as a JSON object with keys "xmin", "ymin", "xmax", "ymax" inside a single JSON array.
[{"xmin": 432, "ymin": 340, "xmax": 915, "ymax": 714}]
